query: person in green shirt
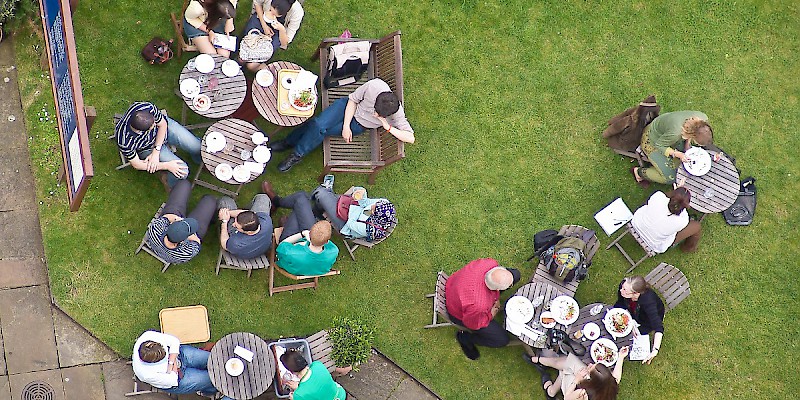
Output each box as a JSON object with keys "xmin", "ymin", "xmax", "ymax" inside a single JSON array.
[
  {"xmin": 633, "ymin": 111, "xmax": 714, "ymax": 185},
  {"xmin": 276, "ymin": 220, "xmax": 339, "ymax": 276},
  {"xmin": 281, "ymin": 350, "xmax": 346, "ymax": 400}
]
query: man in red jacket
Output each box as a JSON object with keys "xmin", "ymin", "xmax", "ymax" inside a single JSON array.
[{"xmin": 445, "ymin": 258, "xmax": 521, "ymax": 360}]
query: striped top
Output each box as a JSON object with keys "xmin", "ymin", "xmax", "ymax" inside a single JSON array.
[
  {"xmin": 115, "ymin": 102, "xmax": 164, "ymax": 160},
  {"xmin": 146, "ymin": 217, "xmax": 201, "ymax": 264}
]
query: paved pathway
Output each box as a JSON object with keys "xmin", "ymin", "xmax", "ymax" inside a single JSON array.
[{"xmin": 0, "ymin": 38, "xmax": 438, "ymax": 400}]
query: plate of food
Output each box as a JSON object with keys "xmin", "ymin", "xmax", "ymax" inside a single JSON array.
[
  {"xmin": 252, "ymin": 145, "xmax": 271, "ymax": 163},
  {"xmin": 195, "ymin": 54, "xmax": 215, "ymax": 73},
  {"xmin": 505, "ymin": 296, "xmax": 535, "ymax": 324},
  {"xmin": 180, "ymin": 78, "xmax": 201, "ymax": 98},
  {"xmin": 603, "ymin": 308, "xmax": 634, "ymax": 338},
  {"xmin": 233, "ymin": 165, "xmax": 251, "ymax": 183},
  {"xmin": 582, "ymin": 322, "xmax": 601, "ymax": 340},
  {"xmin": 193, "ymin": 94, "xmax": 211, "ymax": 112},
  {"xmin": 221, "ymin": 59, "xmax": 241, "ymax": 77},
  {"xmin": 550, "ymin": 295, "xmax": 579, "ymax": 325},
  {"xmin": 225, "ymin": 357, "xmax": 244, "ymax": 376},
  {"xmin": 683, "ymin": 147, "xmax": 712, "ymax": 176},
  {"xmin": 256, "ymin": 69, "xmax": 274, "ymax": 87},
  {"xmin": 590, "ymin": 338, "xmax": 619, "ymax": 367},
  {"xmin": 289, "ymin": 88, "xmax": 317, "ymax": 111},
  {"xmin": 539, "ymin": 311, "xmax": 556, "ymax": 329},
  {"xmin": 215, "ymin": 163, "xmax": 233, "ymax": 181}
]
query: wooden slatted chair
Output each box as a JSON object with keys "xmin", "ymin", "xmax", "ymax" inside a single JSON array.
[
  {"xmin": 136, "ymin": 203, "xmax": 172, "ymax": 273},
  {"xmin": 423, "ymin": 271, "xmax": 469, "ymax": 331},
  {"xmin": 644, "ymin": 263, "xmax": 691, "ymax": 312},
  {"xmin": 170, "ymin": 0, "xmax": 198, "ymax": 59},
  {"xmin": 337, "ymin": 222, "xmax": 396, "ymax": 261},
  {"xmin": 111, "ymin": 114, "xmax": 131, "ymax": 170},
  {"xmin": 605, "ymin": 222, "xmax": 656, "ymax": 273},
  {"xmin": 312, "ymin": 31, "xmax": 406, "ymax": 184},
  {"xmin": 216, "ymin": 247, "xmax": 269, "ymax": 278},
  {"xmin": 532, "ymin": 225, "xmax": 600, "ymax": 296},
  {"xmin": 268, "ymin": 228, "xmax": 341, "ymax": 296},
  {"xmin": 306, "ymin": 329, "xmax": 353, "ymax": 377},
  {"xmin": 612, "ymin": 146, "xmax": 650, "ymax": 168}
]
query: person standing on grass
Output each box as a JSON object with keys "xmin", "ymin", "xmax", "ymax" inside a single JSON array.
[
  {"xmin": 146, "ymin": 180, "xmax": 217, "ymax": 264},
  {"xmin": 217, "ymin": 193, "xmax": 273, "ymax": 259},
  {"xmin": 240, "ymin": 0, "xmax": 304, "ymax": 72},
  {"xmin": 115, "ymin": 102, "xmax": 201, "ymax": 190},
  {"xmin": 271, "ymin": 78, "xmax": 414, "ymax": 172},
  {"xmin": 445, "ymin": 258, "xmax": 521, "ymax": 360}
]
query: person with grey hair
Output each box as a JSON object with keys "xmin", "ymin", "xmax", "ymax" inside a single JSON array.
[{"xmin": 444, "ymin": 258, "xmax": 521, "ymax": 360}]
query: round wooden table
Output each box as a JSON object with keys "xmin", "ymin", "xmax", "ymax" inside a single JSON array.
[
  {"xmin": 179, "ymin": 54, "xmax": 247, "ymax": 119},
  {"xmin": 505, "ymin": 282, "xmax": 574, "ymax": 348},
  {"xmin": 252, "ymin": 61, "xmax": 313, "ymax": 127},
  {"xmin": 201, "ymin": 119, "xmax": 266, "ymax": 188},
  {"xmin": 208, "ymin": 332, "xmax": 275, "ymax": 400},
  {"xmin": 675, "ymin": 149, "xmax": 740, "ymax": 214},
  {"xmin": 566, "ymin": 303, "xmax": 635, "ymax": 365}
]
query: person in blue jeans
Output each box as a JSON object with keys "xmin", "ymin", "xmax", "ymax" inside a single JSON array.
[
  {"xmin": 271, "ymin": 78, "xmax": 415, "ymax": 172},
  {"xmin": 115, "ymin": 102, "xmax": 202, "ymax": 189},
  {"xmin": 132, "ymin": 331, "xmax": 232, "ymax": 399}
]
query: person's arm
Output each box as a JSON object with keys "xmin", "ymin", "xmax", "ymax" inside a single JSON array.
[
  {"xmin": 163, "ymin": 214, "xmax": 182, "ymax": 223},
  {"xmin": 144, "ymin": 119, "xmax": 168, "ymax": 173},
  {"xmin": 224, "ymin": 15, "xmax": 235, "ymax": 35},
  {"xmin": 613, "ymin": 346, "xmax": 629, "ymax": 382},
  {"xmin": 254, "ymin": 3, "xmax": 274, "ymax": 36},
  {"xmin": 281, "ymin": 230, "xmax": 310, "ymax": 244},
  {"xmin": 341, "ymin": 99, "xmax": 358, "ymax": 142},
  {"xmin": 219, "ymin": 208, "xmax": 231, "ymax": 250},
  {"xmin": 376, "ymin": 115, "xmax": 415, "ymax": 144},
  {"xmin": 643, "ymin": 332, "xmax": 663, "ymax": 365},
  {"xmin": 282, "ymin": 4, "xmax": 303, "ymax": 45}
]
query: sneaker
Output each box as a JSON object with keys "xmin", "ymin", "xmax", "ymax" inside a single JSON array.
[
  {"xmin": 455, "ymin": 331, "xmax": 480, "ymax": 360},
  {"xmin": 277, "ymin": 152, "xmax": 303, "ymax": 172},
  {"xmin": 270, "ymin": 140, "xmax": 293, "ymax": 153},
  {"xmin": 322, "ymin": 174, "xmax": 335, "ymax": 189}
]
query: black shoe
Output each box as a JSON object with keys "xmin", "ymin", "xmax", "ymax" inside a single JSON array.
[
  {"xmin": 456, "ymin": 331, "xmax": 480, "ymax": 360},
  {"xmin": 522, "ymin": 352, "xmax": 549, "ymax": 375},
  {"xmin": 270, "ymin": 140, "xmax": 293, "ymax": 153},
  {"xmin": 277, "ymin": 153, "xmax": 303, "ymax": 172}
]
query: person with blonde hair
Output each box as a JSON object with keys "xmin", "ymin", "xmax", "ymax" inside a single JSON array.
[
  {"xmin": 632, "ymin": 111, "xmax": 714, "ymax": 186},
  {"xmin": 614, "ymin": 275, "xmax": 665, "ymax": 364}
]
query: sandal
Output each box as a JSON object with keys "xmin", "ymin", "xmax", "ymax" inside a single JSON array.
[
  {"xmin": 522, "ymin": 352, "xmax": 549, "ymax": 375},
  {"xmin": 631, "ymin": 167, "xmax": 651, "ymax": 188},
  {"xmin": 540, "ymin": 374, "xmax": 556, "ymax": 400}
]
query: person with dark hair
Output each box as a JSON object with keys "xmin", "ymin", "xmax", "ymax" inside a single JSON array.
[
  {"xmin": 279, "ymin": 350, "xmax": 346, "ymax": 400},
  {"xmin": 146, "ymin": 180, "xmax": 217, "ymax": 264},
  {"xmin": 184, "ymin": 0, "xmax": 238, "ymax": 57},
  {"xmin": 633, "ymin": 110, "xmax": 714, "ymax": 186},
  {"xmin": 217, "ymin": 193, "xmax": 273, "ymax": 259},
  {"xmin": 260, "ymin": 180, "xmax": 340, "ymax": 276},
  {"xmin": 240, "ymin": 0, "xmax": 304, "ymax": 71},
  {"xmin": 132, "ymin": 331, "xmax": 233, "ymax": 399},
  {"xmin": 272, "ymin": 78, "xmax": 415, "ymax": 172},
  {"xmin": 115, "ymin": 102, "xmax": 202, "ymax": 190},
  {"xmin": 527, "ymin": 347, "xmax": 628, "ymax": 400},
  {"xmin": 630, "ymin": 181, "xmax": 702, "ymax": 253},
  {"xmin": 614, "ymin": 275, "xmax": 665, "ymax": 365}
]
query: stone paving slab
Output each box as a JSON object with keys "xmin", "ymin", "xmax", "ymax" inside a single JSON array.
[
  {"xmin": 52, "ymin": 308, "xmax": 118, "ymax": 368},
  {"xmin": 62, "ymin": 364, "xmax": 104, "ymax": 400},
  {"xmin": 0, "ymin": 376, "xmax": 9, "ymax": 400},
  {"xmin": 0, "ymin": 286, "xmax": 58, "ymax": 374},
  {"xmin": 388, "ymin": 377, "xmax": 439, "ymax": 400},
  {"xmin": 0, "ymin": 53, "xmax": 27, "ymax": 151},
  {"xmin": 8, "ymin": 369, "xmax": 65, "ymax": 400},
  {"xmin": 0, "ymin": 151, "xmax": 36, "ymax": 211},
  {"xmin": 101, "ymin": 361, "xmax": 164, "ymax": 400},
  {"xmin": 338, "ymin": 352, "xmax": 405, "ymax": 400},
  {"xmin": 0, "ymin": 210, "xmax": 45, "ymax": 259},
  {"xmin": 0, "ymin": 259, "xmax": 48, "ymax": 290}
]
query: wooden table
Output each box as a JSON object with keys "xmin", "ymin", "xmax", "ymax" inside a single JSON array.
[
  {"xmin": 194, "ymin": 118, "xmax": 265, "ymax": 197},
  {"xmin": 252, "ymin": 61, "xmax": 313, "ymax": 128},
  {"xmin": 566, "ymin": 303, "xmax": 635, "ymax": 365},
  {"xmin": 208, "ymin": 332, "xmax": 275, "ymax": 400},
  {"xmin": 179, "ymin": 54, "xmax": 247, "ymax": 119},
  {"xmin": 505, "ymin": 282, "xmax": 574, "ymax": 348},
  {"xmin": 675, "ymin": 149, "xmax": 740, "ymax": 215}
]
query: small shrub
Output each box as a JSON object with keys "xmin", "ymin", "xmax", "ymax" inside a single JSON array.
[
  {"xmin": 1, "ymin": 0, "xmax": 37, "ymax": 29},
  {"xmin": 328, "ymin": 316, "xmax": 375, "ymax": 371}
]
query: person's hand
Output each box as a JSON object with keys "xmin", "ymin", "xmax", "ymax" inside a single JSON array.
[
  {"xmin": 145, "ymin": 150, "xmax": 160, "ymax": 173},
  {"xmin": 166, "ymin": 160, "xmax": 189, "ymax": 179},
  {"xmin": 642, "ymin": 348, "xmax": 659, "ymax": 365},
  {"xmin": 374, "ymin": 114, "xmax": 391, "ymax": 131},
  {"xmin": 618, "ymin": 346, "xmax": 630, "ymax": 360},
  {"xmin": 269, "ymin": 20, "xmax": 286, "ymax": 32},
  {"xmin": 571, "ymin": 388, "xmax": 589, "ymax": 400},
  {"xmin": 673, "ymin": 177, "xmax": 687, "ymax": 190},
  {"xmin": 208, "ymin": 30, "xmax": 216, "ymax": 42},
  {"xmin": 218, "ymin": 208, "xmax": 230, "ymax": 222},
  {"xmin": 673, "ymin": 150, "xmax": 689, "ymax": 162},
  {"xmin": 286, "ymin": 380, "xmax": 299, "ymax": 390},
  {"xmin": 301, "ymin": 230, "xmax": 310, "ymax": 239},
  {"xmin": 342, "ymin": 125, "xmax": 353, "ymax": 143}
]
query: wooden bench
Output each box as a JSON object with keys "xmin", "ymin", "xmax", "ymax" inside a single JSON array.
[
  {"xmin": 268, "ymin": 228, "xmax": 341, "ymax": 295},
  {"xmin": 532, "ymin": 225, "xmax": 599, "ymax": 296},
  {"xmin": 424, "ymin": 271, "xmax": 469, "ymax": 330},
  {"xmin": 606, "ymin": 222, "xmax": 656, "ymax": 273},
  {"xmin": 312, "ymin": 31, "xmax": 406, "ymax": 184},
  {"xmin": 136, "ymin": 203, "xmax": 172, "ymax": 273},
  {"xmin": 645, "ymin": 262, "xmax": 691, "ymax": 312}
]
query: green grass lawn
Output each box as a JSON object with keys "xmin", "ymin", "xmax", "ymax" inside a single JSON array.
[{"xmin": 13, "ymin": 0, "xmax": 800, "ymax": 399}]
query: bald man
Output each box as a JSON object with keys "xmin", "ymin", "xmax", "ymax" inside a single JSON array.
[{"xmin": 445, "ymin": 258, "xmax": 521, "ymax": 360}]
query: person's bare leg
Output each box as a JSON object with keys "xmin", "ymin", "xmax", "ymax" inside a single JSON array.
[
  {"xmin": 246, "ymin": 62, "xmax": 266, "ymax": 72},
  {"xmin": 537, "ymin": 355, "xmax": 568, "ymax": 370},
  {"xmin": 193, "ymin": 37, "xmax": 216, "ymax": 55},
  {"xmin": 216, "ymin": 48, "xmax": 231, "ymax": 58},
  {"xmin": 547, "ymin": 371, "xmax": 564, "ymax": 397}
]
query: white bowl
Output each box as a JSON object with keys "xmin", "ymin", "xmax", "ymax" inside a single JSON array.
[
  {"xmin": 252, "ymin": 145, "xmax": 271, "ymax": 163},
  {"xmin": 215, "ymin": 163, "xmax": 233, "ymax": 181},
  {"xmin": 251, "ymin": 131, "xmax": 267, "ymax": 145},
  {"xmin": 582, "ymin": 322, "xmax": 601, "ymax": 340},
  {"xmin": 281, "ymin": 74, "xmax": 294, "ymax": 90},
  {"xmin": 225, "ymin": 358, "xmax": 244, "ymax": 376},
  {"xmin": 540, "ymin": 311, "xmax": 556, "ymax": 329},
  {"xmin": 256, "ymin": 69, "xmax": 274, "ymax": 87},
  {"xmin": 205, "ymin": 131, "xmax": 226, "ymax": 153},
  {"xmin": 193, "ymin": 94, "xmax": 211, "ymax": 112},
  {"xmin": 180, "ymin": 78, "xmax": 200, "ymax": 98},
  {"xmin": 221, "ymin": 60, "xmax": 241, "ymax": 77},
  {"xmin": 195, "ymin": 54, "xmax": 215, "ymax": 73},
  {"xmin": 233, "ymin": 165, "xmax": 251, "ymax": 183}
]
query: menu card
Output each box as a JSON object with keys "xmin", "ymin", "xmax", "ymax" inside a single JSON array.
[
  {"xmin": 594, "ymin": 197, "xmax": 633, "ymax": 236},
  {"xmin": 212, "ymin": 34, "xmax": 238, "ymax": 52},
  {"xmin": 629, "ymin": 334, "xmax": 650, "ymax": 361}
]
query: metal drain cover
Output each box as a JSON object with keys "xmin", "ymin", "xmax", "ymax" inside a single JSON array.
[{"xmin": 22, "ymin": 381, "xmax": 55, "ymax": 400}]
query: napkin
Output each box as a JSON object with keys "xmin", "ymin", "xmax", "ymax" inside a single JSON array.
[
  {"xmin": 293, "ymin": 70, "xmax": 318, "ymax": 90},
  {"xmin": 505, "ymin": 318, "xmax": 525, "ymax": 336},
  {"xmin": 244, "ymin": 161, "xmax": 265, "ymax": 174},
  {"xmin": 234, "ymin": 345, "xmax": 254, "ymax": 362}
]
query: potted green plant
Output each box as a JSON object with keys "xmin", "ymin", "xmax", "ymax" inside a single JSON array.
[
  {"xmin": 327, "ymin": 316, "xmax": 375, "ymax": 374},
  {"xmin": 0, "ymin": 0, "xmax": 38, "ymax": 41}
]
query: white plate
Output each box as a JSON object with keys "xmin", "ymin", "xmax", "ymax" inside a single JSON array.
[
  {"xmin": 281, "ymin": 74, "xmax": 294, "ymax": 90},
  {"xmin": 539, "ymin": 311, "xmax": 556, "ymax": 329},
  {"xmin": 180, "ymin": 78, "xmax": 201, "ymax": 98},
  {"xmin": 233, "ymin": 165, "xmax": 250, "ymax": 183},
  {"xmin": 255, "ymin": 69, "xmax": 274, "ymax": 87},
  {"xmin": 215, "ymin": 163, "xmax": 233, "ymax": 181},
  {"xmin": 252, "ymin": 145, "xmax": 271, "ymax": 163},
  {"xmin": 193, "ymin": 94, "xmax": 211, "ymax": 112},
  {"xmin": 590, "ymin": 338, "xmax": 619, "ymax": 367},
  {"xmin": 225, "ymin": 358, "xmax": 244, "ymax": 376},
  {"xmin": 221, "ymin": 60, "xmax": 241, "ymax": 77},
  {"xmin": 505, "ymin": 296, "xmax": 535, "ymax": 324},
  {"xmin": 582, "ymin": 322, "xmax": 601, "ymax": 340},
  {"xmin": 551, "ymin": 295, "xmax": 579, "ymax": 325},
  {"xmin": 603, "ymin": 308, "xmax": 634, "ymax": 338},
  {"xmin": 205, "ymin": 131, "xmax": 226, "ymax": 153},
  {"xmin": 288, "ymin": 88, "xmax": 317, "ymax": 111},
  {"xmin": 251, "ymin": 131, "xmax": 267, "ymax": 145},
  {"xmin": 683, "ymin": 147, "xmax": 712, "ymax": 176},
  {"xmin": 195, "ymin": 54, "xmax": 215, "ymax": 73}
]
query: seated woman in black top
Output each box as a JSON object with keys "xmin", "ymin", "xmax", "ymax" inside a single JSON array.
[{"xmin": 614, "ymin": 275, "xmax": 665, "ymax": 364}]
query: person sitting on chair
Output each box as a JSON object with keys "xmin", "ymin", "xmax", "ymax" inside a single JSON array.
[
  {"xmin": 146, "ymin": 180, "xmax": 217, "ymax": 264},
  {"xmin": 631, "ymin": 182, "xmax": 702, "ymax": 253},
  {"xmin": 217, "ymin": 193, "xmax": 274, "ymax": 259},
  {"xmin": 260, "ymin": 180, "xmax": 340, "ymax": 276},
  {"xmin": 280, "ymin": 349, "xmax": 347, "ymax": 400},
  {"xmin": 240, "ymin": 0, "xmax": 304, "ymax": 72},
  {"xmin": 133, "ymin": 330, "xmax": 233, "ymax": 399},
  {"xmin": 184, "ymin": 0, "xmax": 238, "ymax": 58},
  {"xmin": 271, "ymin": 78, "xmax": 415, "ymax": 172},
  {"xmin": 633, "ymin": 110, "xmax": 713, "ymax": 186},
  {"xmin": 526, "ymin": 347, "xmax": 629, "ymax": 400},
  {"xmin": 309, "ymin": 181, "xmax": 396, "ymax": 242},
  {"xmin": 115, "ymin": 102, "xmax": 201, "ymax": 190},
  {"xmin": 445, "ymin": 258, "xmax": 521, "ymax": 360},
  {"xmin": 614, "ymin": 275, "xmax": 665, "ymax": 365}
]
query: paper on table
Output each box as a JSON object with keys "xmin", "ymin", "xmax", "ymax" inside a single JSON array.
[
  {"xmin": 234, "ymin": 345, "xmax": 254, "ymax": 362},
  {"xmin": 629, "ymin": 334, "xmax": 650, "ymax": 361},
  {"xmin": 212, "ymin": 34, "xmax": 238, "ymax": 52},
  {"xmin": 244, "ymin": 161, "xmax": 265, "ymax": 174},
  {"xmin": 595, "ymin": 197, "xmax": 634, "ymax": 236},
  {"xmin": 505, "ymin": 318, "xmax": 525, "ymax": 336},
  {"xmin": 293, "ymin": 70, "xmax": 318, "ymax": 90}
]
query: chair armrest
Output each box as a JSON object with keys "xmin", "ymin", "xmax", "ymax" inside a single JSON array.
[{"xmin": 311, "ymin": 37, "xmax": 380, "ymax": 60}]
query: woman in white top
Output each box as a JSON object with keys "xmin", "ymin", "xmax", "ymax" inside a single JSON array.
[
  {"xmin": 240, "ymin": 0, "xmax": 305, "ymax": 71},
  {"xmin": 631, "ymin": 185, "xmax": 702, "ymax": 253},
  {"xmin": 183, "ymin": 0, "xmax": 238, "ymax": 57}
]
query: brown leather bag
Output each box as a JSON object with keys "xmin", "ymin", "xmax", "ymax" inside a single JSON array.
[
  {"xmin": 335, "ymin": 195, "xmax": 358, "ymax": 220},
  {"xmin": 141, "ymin": 37, "xmax": 174, "ymax": 65}
]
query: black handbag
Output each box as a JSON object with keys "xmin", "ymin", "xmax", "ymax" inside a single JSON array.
[
  {"xmin": 546, "ymin": 328, "xmax": 586, "ymax": 356},
  {"xmin": 723, "ymin": 177, "xmax": 756, "ymax": 226}
]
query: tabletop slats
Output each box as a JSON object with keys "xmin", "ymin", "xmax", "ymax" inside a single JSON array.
[
  {"xmin": 208, "ymin": 332, "xmax": 275, "ymax": 400},
  {"xmin": 252, "ymin": 61, "xmax": 313, "ymax": 127},
  {"xmin": 201, "ymin": 119, "xmax": 263, "ymax": 186},
  {"xmin": 675, "ymin": 150, "xmax": 739, "ymax": 214},
  {"xmin": 568, "ymin": 303, "xmax": 634, "ymax": 365},
  {"xmin": 180, "ymin": 55, "xmax": 247, "ymax": 119}
]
